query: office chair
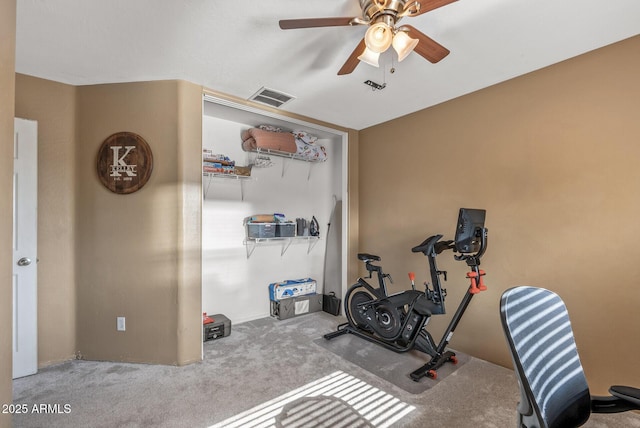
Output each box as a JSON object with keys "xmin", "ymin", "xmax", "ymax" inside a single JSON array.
[{"xmin": 500, "ymin": 286, "xmax": 640, "ymax": 428}]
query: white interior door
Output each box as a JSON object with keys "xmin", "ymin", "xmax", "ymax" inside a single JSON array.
[{"xmin": 13, "ymin": 118, "xmax": 38, "ymax": 379}]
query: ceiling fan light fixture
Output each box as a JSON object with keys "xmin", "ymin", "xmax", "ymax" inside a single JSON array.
[
  {"xmin": 392, "ymin": 30, "xmax": 419, "ymax": 62},
  {"xmin": 279, "ymin": 0, "xmax": 454, "ymax": 75},
  {"xmin": 364, "ymin": 22, "xmax": 393, "ymax": 53},
  {"xmin": 357, "ymin": 47, "xmax": 380, "ymax": 67}
]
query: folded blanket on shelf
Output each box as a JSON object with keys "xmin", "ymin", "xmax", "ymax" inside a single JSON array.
[
  {"xmin": 241, "ymin": 128, "xmax": 297, "ymax": 153},
  {"xmin": 241, "ymin": 127, "xmax": 328, "ymax": 162}
]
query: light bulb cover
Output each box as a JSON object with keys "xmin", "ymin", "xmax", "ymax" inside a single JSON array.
[
  {"xmin": 392, "ymin": 30, "xmax": 419, "ymax": 62},
  {"xmin": 364, "ymin": 22, "xmax": 393, "ymax": 53},
  {"xmin": 357, "ymin": 47, "xmax": 380, "ymax": 67}
]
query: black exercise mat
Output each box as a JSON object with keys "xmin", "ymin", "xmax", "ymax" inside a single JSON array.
[{"xmin": 314, "ymin": 331, "xmax": 469, "ymax": 394}]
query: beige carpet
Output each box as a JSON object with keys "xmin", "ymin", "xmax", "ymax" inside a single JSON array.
[{"xmin": 12, "ymin": 312, "xmax": 640, "ymax": 428}]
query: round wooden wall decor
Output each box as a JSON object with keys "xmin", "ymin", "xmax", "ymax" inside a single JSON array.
[{"xmin": 96, "ymin": 132, "xmax": 153, "ymax": 194}]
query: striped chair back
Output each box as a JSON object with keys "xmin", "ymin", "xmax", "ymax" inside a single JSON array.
[{"xmin": 500, "ymin": 286, "xmax": 591, "ymax": 428}]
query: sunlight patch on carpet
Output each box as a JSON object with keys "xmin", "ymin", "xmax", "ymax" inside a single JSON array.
[{"xmin": 209, "ymin": 371, "xmax": 415, "ymax": 428}]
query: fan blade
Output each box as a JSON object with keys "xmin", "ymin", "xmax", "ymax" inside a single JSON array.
[
  {"xmin": 338, "ymin": 38, "xmax": 366, "ymax": 75},
  {"xmin": 405, "ymin": 25, "xmax": 450, "ymax": 63},
  {"xmin": 279, "ymin": 17, "xmax": 356, "ymax": 29},
  {"xmin": 413, "ymin": 0, "xmax": 457, "ymax": 16}
]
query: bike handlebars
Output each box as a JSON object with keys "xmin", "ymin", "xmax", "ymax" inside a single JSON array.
[{"xmin": 411, "ymin": 234, "xmax": 456, "ymax": 256}]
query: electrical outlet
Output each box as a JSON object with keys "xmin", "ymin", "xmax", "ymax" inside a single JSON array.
[{"xmin": 117, "ymin": 317, "xmax": 126, "ymax": 331}]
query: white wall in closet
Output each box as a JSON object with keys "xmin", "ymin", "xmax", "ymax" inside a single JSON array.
[{"xmin": 202, "ymin": 104, "xmax": 344, "ymax": 324}]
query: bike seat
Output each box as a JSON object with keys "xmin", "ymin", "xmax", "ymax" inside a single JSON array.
[{"xmin": 357, "ymin": 253, "xmax": 380, "ymax": 262}]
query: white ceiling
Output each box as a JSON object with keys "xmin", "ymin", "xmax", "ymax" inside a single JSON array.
[{"xmin": 15, "ymin": 0, "xmax": 640, "ymax": 130}]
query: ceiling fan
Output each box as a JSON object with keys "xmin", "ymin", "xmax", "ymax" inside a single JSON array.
[{"xmin": 279, "ymin": 0, "xmax": 457, "ymax": 75}]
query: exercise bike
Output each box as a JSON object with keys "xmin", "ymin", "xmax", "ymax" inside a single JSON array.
[{"xmin": 324, "ymin": 208, "xmax": 488, "ymax": 381}]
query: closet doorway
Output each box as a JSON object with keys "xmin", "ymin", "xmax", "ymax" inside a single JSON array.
[{"xmin": 201, "ymin": 94, "xmax": 349, "ymax": 324}]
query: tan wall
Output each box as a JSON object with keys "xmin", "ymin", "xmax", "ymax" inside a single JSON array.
[
  {"xmin": 75, "ymin": 80, "xmax": 202, "ymax": 365},
  {"xmin": 0, "ymin": 1, "xmax": 16, "ymax": 426},
  {"xmin": 15, "ymin": 74, "xmax": 77, "ymax": 366},
  {"xmin": 358, "ymin": 35, "xmax": 640, "ymax": 394},
  {"xmin": 176, "ymin": 80, "xmax": 204, "ymax": 364}
]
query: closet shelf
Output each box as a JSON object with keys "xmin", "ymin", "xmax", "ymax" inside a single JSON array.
[
  {"xmin": 203, "ymin": 171, "xmax": 251, "ymax": 180},
  {"xmin": 203, "ymin": 172, "xmax": 251, "ymax": 200},
  {"xmin": 250, "ymin": 148, "xmax": 323, "ymax": 180},
  {"xmin": 243, "ymin": 236, "xmax": 320, "ymax": 258},
  {"xmin": 252, "ymin": 147, "xmax": 326, "ymax": 163}
]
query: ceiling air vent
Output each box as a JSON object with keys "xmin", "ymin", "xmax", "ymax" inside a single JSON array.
[{"xmin": 248, "ymin": 87, "xmax": 295, "ymax": 108}]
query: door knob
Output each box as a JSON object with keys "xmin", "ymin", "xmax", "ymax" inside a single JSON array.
[{"xmin": 17, "ymin": 257, "xmax": 31, "ymax": 266}]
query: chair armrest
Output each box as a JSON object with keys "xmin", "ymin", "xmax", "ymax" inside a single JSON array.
[
  {"xmin": 610, "ymin": 385, "xmax": 640, "ymax": 408},
  {"xmin": 592, "ymin": 386, "xmax": 640, "ymax": 413}
]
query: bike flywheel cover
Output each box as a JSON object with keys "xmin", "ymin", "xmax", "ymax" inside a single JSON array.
[
  {"xmin": 372, "ymin": 301, "xmax": 402, "ymax": 339},
  {"xmin": 347, "ymin": 290, "xmax": 375, "ymax": 330}
]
